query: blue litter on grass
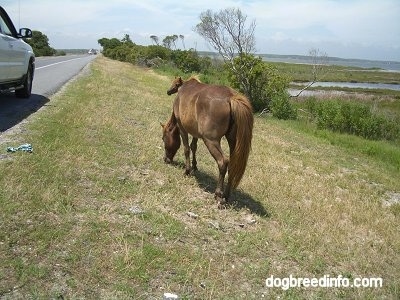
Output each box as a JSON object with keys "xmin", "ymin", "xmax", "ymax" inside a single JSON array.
[{"xmin": 7, "ymin": 143, "xmax": 33, "ymax": 153}]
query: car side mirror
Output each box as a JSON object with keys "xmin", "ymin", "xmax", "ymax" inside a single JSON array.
[{"xmin": 19, "ymin": 28, "xmax": 32, "ymax": 38}]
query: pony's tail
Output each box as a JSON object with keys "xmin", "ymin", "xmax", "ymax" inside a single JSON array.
[{"xmin": 228, "ymin": 94, "xmax": 254, "ymax": 191}]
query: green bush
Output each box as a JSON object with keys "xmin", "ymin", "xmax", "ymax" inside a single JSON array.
[
  {"xmin": 227, "ymin": 54, "xmax": 290, "ymax": 112},
  {"xmin": 270, "ymin": 93, "xmax": 297, "ymax": 120},
  {"xmin": 304, "ymin": 98, "xmax": 400, "ymax": 141},
  {"xmin": 315, "ymin": 100, "xmax": 343, "ymax": 131},
  {"xmin": 170, "ymin": 50, "xmax": 208, "ymax": 73},
  {"xmin": 99, "ymin": 36, "xmax": 212, "ymax": 75},
  {"xmin": 145, "ymin": 45, "xmax": 171, "ymax": 60},
  {"xmin": 55, "ymin": 50, "xmax": 66, "ymax": 56}
]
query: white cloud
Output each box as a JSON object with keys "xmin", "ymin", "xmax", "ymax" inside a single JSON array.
[
  {"xmin": 247, "ymin": 0, "xmax": 400, "ymax": 59},
  {"xmin": 2, "ymin": 0, "xmax": 399, "ymax": 60}
]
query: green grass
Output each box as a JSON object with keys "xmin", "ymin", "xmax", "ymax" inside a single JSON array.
[
  {"xmin": 283, "ymin": 118, "xmax": 400, "ymax": 173},
  {"xmin": 0, "ymin": 56, "xmax": 399, "ymax": 299}
]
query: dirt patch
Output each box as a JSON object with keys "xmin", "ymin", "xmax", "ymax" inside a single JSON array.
[{"xmin": 383, "ymin": 192, "xmax": 400, "ymax": 207}]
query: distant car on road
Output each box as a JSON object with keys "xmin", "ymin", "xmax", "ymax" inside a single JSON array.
[
  {"xmin": 0, "ymin": 6, "xmax": 35, "ymax": 98},
  {"xmin": 88, "ymin": 49, "xmax": 97, "ymax": 55}
]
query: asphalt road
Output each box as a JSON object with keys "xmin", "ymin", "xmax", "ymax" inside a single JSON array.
[{"xmin": 0, "ymin": 54, "xmax": 97, "ymax": 132}]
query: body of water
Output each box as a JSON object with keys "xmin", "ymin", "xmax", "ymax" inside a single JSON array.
[
  {"xmin": 294, "ymin": 81, "xmax": 400, "ymax": 91},
  {"xmin": 262, "ymin": 54, "xmax": 400, "ymax": 91},
  {"xmin": 261, "ymin": 55, "xmax": 400, "ymax": 72},
  {"xmin": 201, "ymin": 51, "xmax": 400, "ymax": 72},
  {"xmin": 201, "ymin": 52, "xmax": 400, "ymax": 90}
]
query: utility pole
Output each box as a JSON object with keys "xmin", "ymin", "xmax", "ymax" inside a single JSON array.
[{"xmin": 18, "ymin": 0, "xmax": 21, "ymax": 28}]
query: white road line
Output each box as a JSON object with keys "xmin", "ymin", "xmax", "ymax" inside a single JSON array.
[{"xmin": 35, "ymin": 57, "xmax": 86, "ymax": 70}]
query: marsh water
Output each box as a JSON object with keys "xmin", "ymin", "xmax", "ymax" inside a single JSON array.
[
  {"xmin": 262, "ymin": 55, "xmax": 400, "ymax": 72},
  {"xmin": 261, "ymin": 54, "xmax": 400, "ymax": 92},
  {"xmin": 294, "ymin": 81, "xmax": 400, "ymax": 91}
]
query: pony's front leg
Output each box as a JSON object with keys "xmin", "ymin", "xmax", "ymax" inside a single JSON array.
[{"xmin": 180, "ymin": 131, "xmax": 191, "ymax": 175}]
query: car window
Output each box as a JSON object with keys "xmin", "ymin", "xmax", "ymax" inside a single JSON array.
[{"xmin": 0, "ymin": 14, "xmax": 13, "ymax": 36}]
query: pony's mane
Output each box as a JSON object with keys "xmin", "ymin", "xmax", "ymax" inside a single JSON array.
[
  {"xmin": 165, "ymin": 113, "xmax": 177, "ymax": 129},
  {"xmin": 187, "ymin": 75, "xmax": 201, "ymax": 83}
]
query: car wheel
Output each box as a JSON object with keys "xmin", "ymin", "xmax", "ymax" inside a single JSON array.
[{"xmin": 15, "ymin": 63, "xmax": 33, "ymax": 98}]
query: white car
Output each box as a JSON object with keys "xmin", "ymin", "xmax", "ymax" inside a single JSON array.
[
  {"xmin": 0, "ymin": 6, "xmax": 35, "ymax": 98},
  {"xmin": 88, "ymin": 48, "xmax": 97, "ymax": 55}
]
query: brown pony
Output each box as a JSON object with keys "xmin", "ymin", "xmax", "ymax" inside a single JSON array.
[{"xmin": 161, "ymin": 76, "xmax": 253, "ymax": 204}]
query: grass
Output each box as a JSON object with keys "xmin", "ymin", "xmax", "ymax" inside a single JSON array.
[{"xmin": 0, "ymin": 56, "xmax": 399, "ymax": 299}]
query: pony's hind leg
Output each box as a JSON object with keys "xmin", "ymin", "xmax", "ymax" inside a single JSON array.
[
  {"xmin": 190, "ymin": 138, "xmax": 198, "ymax": 171},
  {"xmin": 223, "ymin": 130, "xmax": 237, "ymax": 201},
  {"xmin": 203, "ymin": 138, "xmax": 229, "ymax": 203}
]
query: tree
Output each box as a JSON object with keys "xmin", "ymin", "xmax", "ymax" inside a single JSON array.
[
  {"xmin": 194, "ymin": 8, "xmax": 256, "ymax": 61},
  {"xmin": 98, "ymin": 37, "xmax": 122, "ymax": 51},
  {"xmin": 179, "ymin": 34, "xmax": 185, "ymax": 49},
  {"xmin": 150, "ymin": 35, "xmax": 160, "ymax": 45},
  {"xmin": 162, "ymin": 35, "xmax": 173, "ymax": 49},
  {"xmin": 194, "ymin": 8, "xmax": 257, "ymax": 101},
  {"xmin": 171, "ymin": 35, "xmax": 178, "ymax": 49},
  {"xmin": 121, "ymin": 34, "xmax": 134, "ymax": 45},
  {"xmin": 291, "ymin": 48, "xmax": 328, "ymax": 97},
  {"xmin": 195, "ymin": 7, "xmax": 293, "ymax": 115},
  {"xmin": 26, "ymin": 30, "xmax": 56, "ymax": 57},
  {"xmin": 163, "ymin": 35, "xmax": 179, "ymax": 49}
]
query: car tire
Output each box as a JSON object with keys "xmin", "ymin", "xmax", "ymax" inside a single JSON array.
[{"xmin": 15, "ymin": 63, "xmax": 33, "ymax": 98}]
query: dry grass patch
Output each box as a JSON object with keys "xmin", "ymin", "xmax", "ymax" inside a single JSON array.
[{"xmin": 0, "ymin": 56, "xmax": 399, "ymax": 299}]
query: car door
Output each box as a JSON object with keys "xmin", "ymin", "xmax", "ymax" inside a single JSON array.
[
  {"xmin": 0, "ymin": 7, "xmax": 25, "ymax": 81},
  {"xmin": 6, "ymin": 35, "xmax": 27, "ymax": 80},
  {"xmin": 0, "ymin": 13, "xmax": 11, "ymax": 81}
]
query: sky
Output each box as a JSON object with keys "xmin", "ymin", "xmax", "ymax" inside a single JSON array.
[{"xmin": 3, "ymin": 0, "xmax": 400, "ymax": 61}]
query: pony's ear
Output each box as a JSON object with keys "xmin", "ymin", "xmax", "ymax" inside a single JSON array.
[
  {"xmin": 178, "ymin": 77, "xmax": 183, "ymax": 84},
  {"xmin": 160, "ymin": 122, "xmax": 165, "ymax": 128}
]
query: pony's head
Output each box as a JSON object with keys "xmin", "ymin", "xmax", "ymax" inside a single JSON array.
[
  {"xmin": 161, "ymin": 121, "xmax": 181, "ymax": 163},
  {"xmin": 167, "ymin": 77, "xmax": 183, "ymax": 95}
]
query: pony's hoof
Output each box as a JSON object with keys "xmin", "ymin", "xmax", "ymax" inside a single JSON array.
[
  {"xmin": 218, "ymin": 201, "xmax": 227, "ymax": 209},
  {"xmin": 215, "ymin": 193, "xmax": 227, "ymax": 208},
  {"xmin": 217, "ymin": 197, "xmax": 228, "ymax": 209}
]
